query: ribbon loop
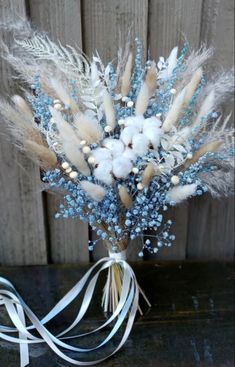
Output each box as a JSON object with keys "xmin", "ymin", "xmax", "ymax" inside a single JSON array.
[{"xmin": 0, "ymin": 257, "xmax": 140, "ymax": 366}]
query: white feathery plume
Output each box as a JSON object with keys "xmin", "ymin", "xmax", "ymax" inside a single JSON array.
[
  {"xmin": 166, "ymin": 46, "xmax": 178, "ymax": 77},
  {"xmin": 49, "ymin": 107, "xmax": 81, "ymax": 145},
  {"xmin": 90, "ymin": 61, "xmax": 100, "ymax": 84},
  {"xmin": 73, "ymin": 113, "xmax": 103, "ymax": 144},
  {"xmin": 50, "ymin": 78, "xmax": 79, "ymax": 114},
  {"xmin": 103, "ymin": 90, "xmax": 116, "ymax": 130},
  {"xmin": 80, "ymin": 181, "xmax": 106, "ymax": 202},
  {"xmin": 121, "ymin": 52, "xmax": 133, "ymax": 96},
  {"xmin": 63, "ymin": 141, "xmax": 90, "ymax": 176},
  {"xmin": 124, "ymin": 115, "xmax": 144, "ymax": 130},
  {"xmin": 192, "ymin": 90, "xmax": 215, "ymax": 129},
  {"xmin": 166, "ymin": 184, "xmax": 197, "ymax": 203},
  {"xmin": 12, "ymin": 95, "xmax": 33, "ymax": 118},
  {"xmin": 183, "ymin": 68, "xmax": 203, "ymax": 107},
  {"xmin": 162, "ymin": 89, "xmax": 186, "ymax": 132}
]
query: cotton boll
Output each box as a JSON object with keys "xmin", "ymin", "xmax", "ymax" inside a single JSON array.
[
  {"xmin": 143, "ymin": 116, "xmax": 162, "ymax": 130},
  {"xmin": 94, "ymin": 160, "xmax": 113, "ymax": 185},
  {"xmin": 124, "ymin": 116, "xmax": 144, "ymax": 131},
  {"xmin": 103, "ymin": 138, "xmax": 124, "ymax": 158},
  {"xmin": 112, "ymin": 157, "xmax": 133, "ymax": 178},
  {"xmin": 132, "ymin": 133, "xmax": 149, "ymax": 156},
  {"xmin": 92, "ymin": 147, "xmax": 112, "ymax": 163},
  {"xmin": 122, "ymin": 147, "xmax": 137, "ymax": 162},
  {"xmin": 120, "ymin": 126, "xmax": 139, "ymax": 146},
  {"xmin": 143, "ymin": 127, "xmax": 162, "ymax": 149}
]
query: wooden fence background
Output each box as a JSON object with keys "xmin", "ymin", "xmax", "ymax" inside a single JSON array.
[{"xmin": 0, "ymin": 0, "xmax": 234, "ymax": 266}]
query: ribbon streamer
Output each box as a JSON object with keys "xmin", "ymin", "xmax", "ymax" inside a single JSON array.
[{"xmin": 0, "ymin": 254, "xmax": 139, "ymax": 366}]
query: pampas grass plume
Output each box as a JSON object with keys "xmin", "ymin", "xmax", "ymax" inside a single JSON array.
[
  {"xmin": 135, "ymin": 62, "xmax": 157, "ymax": 115},
  {"xmin": 121, "ymin": 52, "xmax": 133, "ymax": 96},
  {"xmin": 162, "ymin": 89, "xmax": 186, "ymax": 132},
  {"xmin": 167, "ymin": 184, "xmax": 197, "ymax": 203},
  {"xmin": 119, "ymin": 185, "xmax": 133, "ymax": 209},
  {"xmin": 103, "ymin": 90, "xmax": 116, "ymax": 130},
  {"xmin": 63, "ymin": 141, "xmax": 90, "ymax": 176},
  {"xmin": 49, "ymin": 107, "xmax": 81, "ymax": 145},
  {"xmin": 24, "ymin": 140, "xmax": 57, "ymax": 170},
  {"xmin": 183, "ymin": 68, "xmax": 203, "ymax": 107},
  {"xmin": 74, "ymin": 113, "xmax": 103, "ymax": 144},
  {"xmin": 50, "ymin": 78, "xmax": 79, "ymax": 114},
  {"xmin": 192, "ymin": 90, "xmax": 215, "ymax": 128},
  {"xmin": 142, "ymin": 163, "xmax": 155, "ymax": 187},
  {"xmin": 184, "ymin": 140, "xmax": 223, "ymax": 168},
  {"xmin": 80, "ymin": 181, "xmax": 106, "ymax": 202},
  {"xmin": 12, "ymin": 95, "xmax": 33, "ymax": 117}
]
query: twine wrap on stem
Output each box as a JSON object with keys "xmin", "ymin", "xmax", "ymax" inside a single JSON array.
[{"xmin": 0, "ymin": 253, "xmax": 150, "ymax": 366}]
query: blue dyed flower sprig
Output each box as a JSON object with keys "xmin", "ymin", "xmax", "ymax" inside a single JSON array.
[{"xmin": 1, "ymin": 30, "xmax": 234, "ymax": 256}]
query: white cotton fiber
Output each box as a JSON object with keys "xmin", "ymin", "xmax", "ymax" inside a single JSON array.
[
  {"xmin": 92, "ymin": 147, "xmax": 112, "ymax": 163},
  {"xmin": 94, "ymin": 160, "xmax": 113, "ymax": 185},
  {"xmin": 122, "ymin": 147, "xmax": 137, "ymax": 162},
  {"xmin": 143, "ymin": 127, "xmax": 162, "ymax": 149},
  {"xmin": 124, "ymin": 116, "xmax": 144, "ymax": 131},
  {"xmin": 143, "ymin": 116, "xmax": 162, "ymax": 130},
  {"xmin": 112, "ymin": 157, "xmax": 133, "ymax": 178},
  {"xmin": 120, "ymin": 126, "xmax": 139, "ymax": 146},
  {"xmin": 132, "ymin": 133, "xmax": 149, "ymax": 156},
  {"xmin": 103, "ymin": 138, "xmax": 124, "ymax": 157}
]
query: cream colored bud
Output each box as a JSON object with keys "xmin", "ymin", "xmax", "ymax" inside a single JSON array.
[
  {"xmin": 171, "ymin": 175, "xmax": 180, "ymax": 185},
  {"xmin": 104, "ymin": 125, "xmax": 112, "ymax": 133},
  {"xmin": 62, "ymin": 162, "xmax": 70, "ymax": 170},
  {"xmin": 69, "ymin": 171, "xmax": 78, "ymax": 179},
  {"xmin": 137, "ymin": 183, "xmax": 144, "ymax": 190},
  {"xmin": 82, "ymin": 146, "xmax": 91, "ymax": 154}
]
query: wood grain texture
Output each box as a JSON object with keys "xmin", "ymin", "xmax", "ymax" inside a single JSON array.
[
  {"xmin": 148, "ymin": 0, "xmax": 203, "ymax": 260},
  {"xmin": 187, "ymin": 0, "xmax": 234, "ymax": 259},
  {"xmin": 82, "ymin": 0, "xmax": 148, "ymax": 261},
  {"xmin": 0, "ymin": 0, "xmax": 47, "ymax": 266},
  {"xmin": 148, "ymin": 0, "xmax": 203, "ymax": 59},
  {"xmin": 28, "ymin": 0, "xmax": 89, "ymax": 263}
]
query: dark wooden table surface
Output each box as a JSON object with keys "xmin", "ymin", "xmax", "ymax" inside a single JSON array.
[{"xmin": 0, "ymin": 261, "xmax": 234, "ymax": 367}]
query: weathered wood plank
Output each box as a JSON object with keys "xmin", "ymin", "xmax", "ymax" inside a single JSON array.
[
  {"xmin": 28, "ymin": 0, "xmax": 89, "ymax": 263},
  {"xmin": 148, "ymin": 0, "xmax": 203, "ymax": 260},
  {"xmin": 82, "ymin": 0, "xmax": 148, "ymax": 261},
  {"xmin": 187, "ymin": 0, "xmax": 234, "ymax": 259},
  {"xmin": 0, "ymin": 0, "xmax": 47, "ymax": 266}
]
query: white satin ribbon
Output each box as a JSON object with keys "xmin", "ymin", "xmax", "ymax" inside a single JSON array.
[{"xmin": 0, "ymin": 255, "xmax": 139, "ymax": 366}]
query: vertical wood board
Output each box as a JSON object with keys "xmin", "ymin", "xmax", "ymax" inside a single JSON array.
[
  {"xmin": 0, "ymin": 0, "xmax": 47, "ymax": 266},
  {"xmin": 28, "ymin": 0, "xmax": 89, "ymax": 263}
]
